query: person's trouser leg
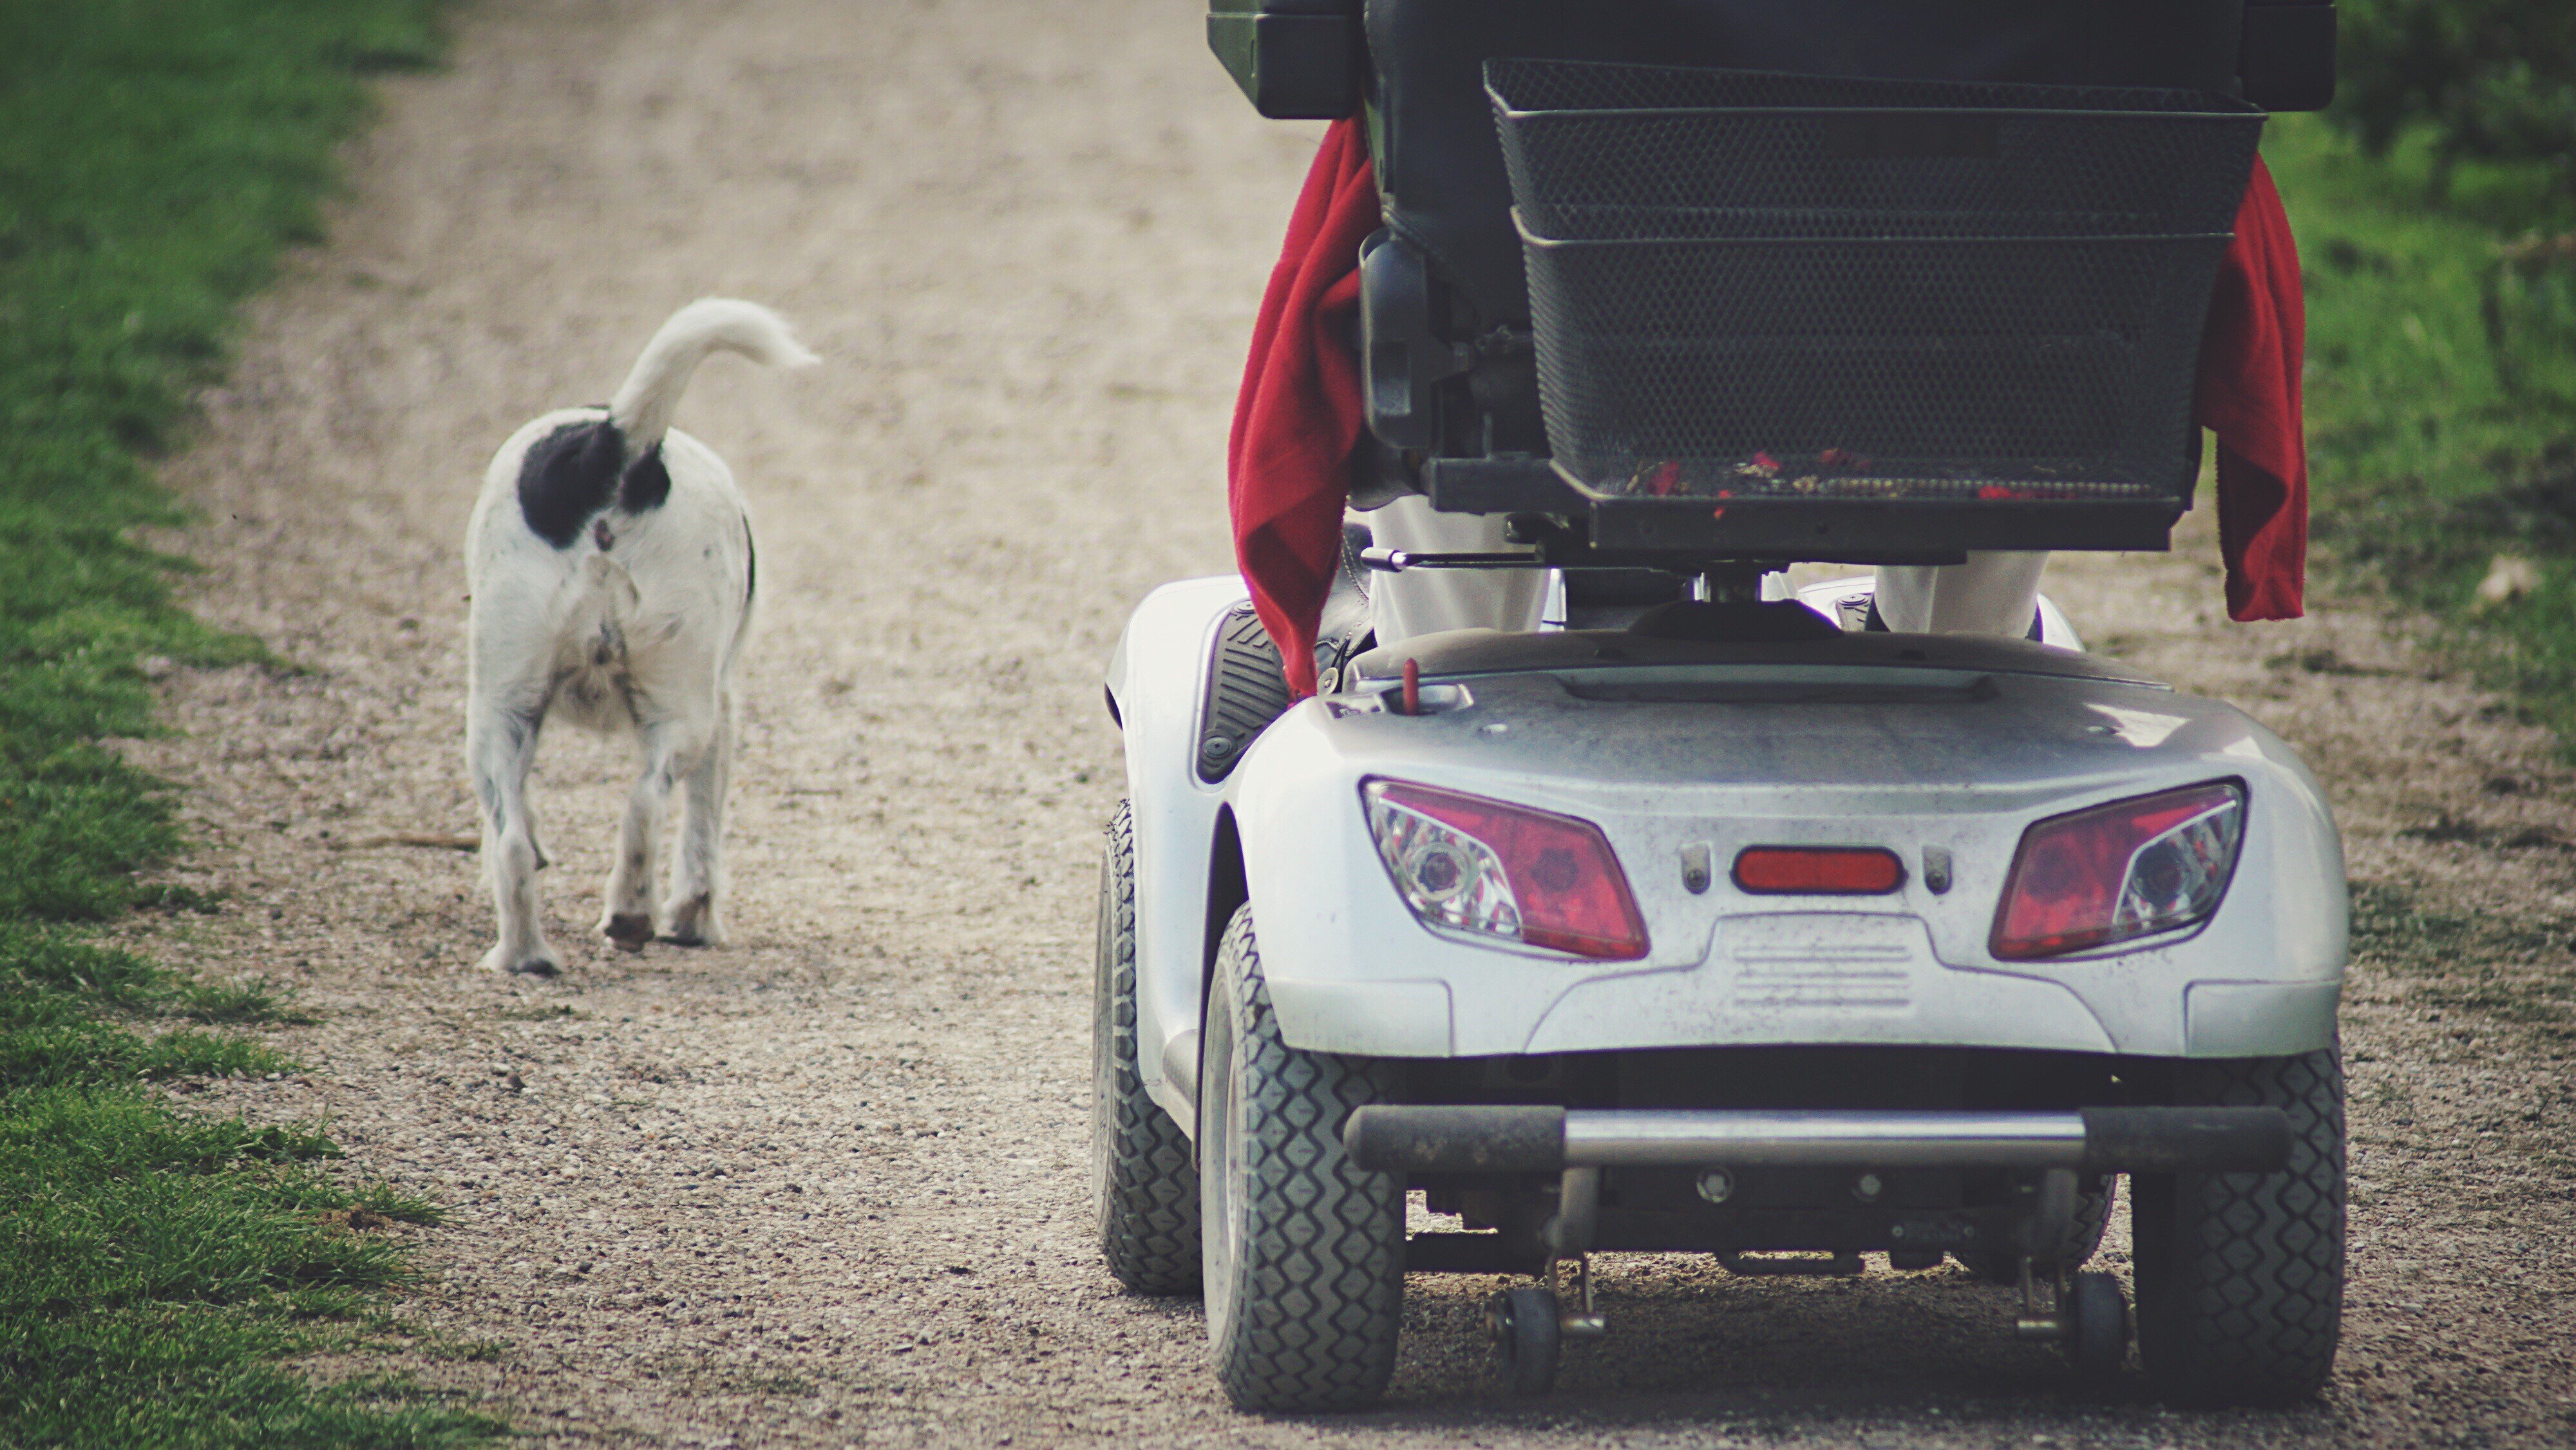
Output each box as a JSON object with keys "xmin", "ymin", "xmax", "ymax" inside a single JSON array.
[
  {"xmin": 1873, "ymin": 551, "xmax": 2050, "ymax": 636},
  {"xmin": 1365, "ymin": 496, "xmax": 1548, "ymax": 647}
]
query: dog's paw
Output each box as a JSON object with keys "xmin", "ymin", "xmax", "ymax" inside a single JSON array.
[
  {"xmin": 481, "ymin": 943, "xmax": 562, "ymax": 977},
  {"xmin": 600, "ymin": 912, "xmax": 654, "ymax": 953},
  {"xmin": 661, "ymin": 893, "xmax": 726, "ymax": 948}
]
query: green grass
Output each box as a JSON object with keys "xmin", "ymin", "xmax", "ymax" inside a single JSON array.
[
  {"xmin": 0, "ymin": 2, "xmax": 500, "ymax": 1444},
  {"xmin": 2268, "ymin": 115, "xmax": 2576, "ymax": 743},
  {"xmin": 2347, "ymin": 881, "xmax": 2576, "ymax": 1042}
]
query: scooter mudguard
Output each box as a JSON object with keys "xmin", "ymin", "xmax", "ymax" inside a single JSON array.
[{"xmin": 1104, "ymin": 575, "xmax": 1251, "ymax": 1123}]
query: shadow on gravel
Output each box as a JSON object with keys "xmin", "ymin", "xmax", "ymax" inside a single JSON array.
[{"xmin": 1342, "ymin": 1267, "xmax": 2360, "ymax": 1439}]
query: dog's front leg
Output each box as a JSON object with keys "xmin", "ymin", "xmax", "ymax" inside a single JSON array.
[
  {"xmin": 600, "ymin": 720, "xmax": 685, "ymax": 951},
  {"xmin": 470, "ymin": 701, "xmax": 558, "ymax": 975}
]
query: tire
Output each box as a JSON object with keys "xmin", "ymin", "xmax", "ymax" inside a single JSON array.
[
  {"xmin": 1958, "ymin": 1172, "xmax": 2114, "ymax": 1281},
  {"xmin": 2132, "ymin": 1045, "xmax": 2345, "ymax": 1406},
  {"xmin": 1091, "ymin": 803, "xmax": 1200, "ymax": 1294},
  {"xmin": 1490, "ymin": 1286, "xmax": 1562, "ymax": 1397},
  {"xmin": 1200, "ymin": 904, "xmax": 1405, "ymax": 1412},
  {"xmin": 2063, "ymin": 1270, "xmax": 2131, "ymax": 1386}
]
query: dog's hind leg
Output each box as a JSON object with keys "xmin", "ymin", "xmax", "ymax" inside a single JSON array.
[
  {"xmin": 471, "ymin": 701, "xmax": 558, "ymax": 976},
  {"xmin": 601, "ymin": 716, "xmax": 689, "ymax": 951},
  {"xmin": 663, "ymin": 690, "xmax": 734, "ymax": 948}
]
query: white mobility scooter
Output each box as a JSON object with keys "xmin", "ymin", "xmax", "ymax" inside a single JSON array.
[{"xmin": 1097, "ymin": 0, "xmax": 2347, "ymax": 1412}]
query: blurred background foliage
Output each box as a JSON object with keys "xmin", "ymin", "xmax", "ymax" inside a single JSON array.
[
  {"xmin": 2271, "ymin": 0, "xmax": 2576, "ymax": 743},
  {"xmin": 2334, "ymin": 0, "xmax": 2576, "ymax": 201}
]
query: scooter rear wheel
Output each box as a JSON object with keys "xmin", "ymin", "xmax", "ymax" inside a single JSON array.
[
  {"xmin": 1200, "ymin": 904, "xmax": 1404, "ymax": 1412},
  {"xmin": 2132, "ymin": 1045, "xmax": 2345, "ymax": 1405}
]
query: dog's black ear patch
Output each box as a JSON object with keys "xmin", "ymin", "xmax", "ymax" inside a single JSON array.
[
  {"xmin": 516, "ymin": 419, "xmax": 629, "ymax": 548},
  {"xmin": 618, "ymin": 444, "xmax": 670, "ymax": 515}
]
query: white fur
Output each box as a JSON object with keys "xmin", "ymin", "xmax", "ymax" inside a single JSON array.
[{"xmin": 464, "ymin": 299, "xmax": 815, "ymax": 975}]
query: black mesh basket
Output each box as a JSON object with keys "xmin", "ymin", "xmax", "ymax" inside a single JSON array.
[{"xmin": 1486, "ymin": 59, "xmax": 2265, "ymax": 506}]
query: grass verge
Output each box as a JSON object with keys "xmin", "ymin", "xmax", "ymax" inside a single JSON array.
[
  {"xmin": 2266, "ymin": 115, "xmax": 2576, "ymax": 745},
  {"xmin": 1, "ymin": 2, "xmax": 498, "ymax": 1444},
  {"xmin": 2347, "ymin": 882, "xmax": 2576, "ymax": 1047}
]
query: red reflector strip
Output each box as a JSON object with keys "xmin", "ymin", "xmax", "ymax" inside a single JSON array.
[{"xmin": 1732, "ymin": 846, "xmax": 1907, "ymax": 895}]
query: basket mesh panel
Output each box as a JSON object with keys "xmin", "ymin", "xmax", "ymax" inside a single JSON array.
[{"xmin": 1486, "ymin": 59, "xmax": 2264, "ymax": 501}]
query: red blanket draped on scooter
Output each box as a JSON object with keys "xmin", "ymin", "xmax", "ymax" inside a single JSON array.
[
  {"xmin": 1229, "ymin": 119, "xmax": 2309, "ymax": 697},
  {"xmin": 1227, "ymin": 119, "xmax": 1379, "ymax": 698},
  {"xmin": 2196, "ymin": 157, "xmax": 2308, "ymax": 624}
]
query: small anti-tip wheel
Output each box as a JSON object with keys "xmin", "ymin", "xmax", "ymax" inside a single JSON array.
[
  {"xmin": 2065, "ymin": 1271, "xmax": 2130, "ymax": 1386},
  {"xmin": 1489, "ymin": 1286, "xmax": 1562, "ymax": 1397}
]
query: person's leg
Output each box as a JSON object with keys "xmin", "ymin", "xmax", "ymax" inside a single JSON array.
[
  {"xmin": 1365, "ymin": 496, "xmax": 1548, "ymax": 647},
  {"xmin": 1873, "ymin": 551, "xmax": 2050, "ymax": 636}
]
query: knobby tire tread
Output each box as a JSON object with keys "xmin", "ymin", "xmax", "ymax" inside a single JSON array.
[
  {"xmin": 1094, "ymin": 802, "xmax": 1200, "ymax": 1294},
  {"xmin": 1209, "ymin": 906, "xmax": 1403, "ymax": 1412},
  {"xmin": 2134, "ymin": 1045, "xmax": 2345, "ymax": 1405}
]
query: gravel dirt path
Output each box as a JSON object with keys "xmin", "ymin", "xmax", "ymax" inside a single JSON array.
[{"xmin": 112, "ymin": 1, "xmax": 2572, "ymax": 1444}]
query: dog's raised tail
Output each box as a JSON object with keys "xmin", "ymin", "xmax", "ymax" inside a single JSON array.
[{"xmin": 608, "ymin": 298, "xmax": 817, "ymax": 453}]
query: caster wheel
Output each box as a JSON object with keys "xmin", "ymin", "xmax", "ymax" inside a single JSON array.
[
  {"xmin": 2064, "ymin": 1271, "xmax": 2130, "ymax": 1385},
  {"xmin": 1488, "ymin": 1286, "xmax": 1562, "ymax": 1397}
]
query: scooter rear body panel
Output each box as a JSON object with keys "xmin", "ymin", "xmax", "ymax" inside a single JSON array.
[{"xmin": 1111, "ymin": 578, "xmax": 2345, "ymax": 1112}]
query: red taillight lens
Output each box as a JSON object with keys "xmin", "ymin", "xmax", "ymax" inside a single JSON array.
[
  {"xmin": 1991, "ymin": 781, "xmax": 2247, "ymax": 960},
  {"xmin": 1732, "ymin": 846, "xmax": 1906, "ymax": 895},
  {"xmin": 1362, "ymin": 780, "xmax": 1649, "ymax": 960}
]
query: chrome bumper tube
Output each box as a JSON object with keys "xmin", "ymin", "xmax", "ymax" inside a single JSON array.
[
  {"xmin": 1567, "ymin": 1109, "xmax": 2087, "ymax": 1169},
  {"xmin": 1343, "ymin": 1105, "xmax": 2291, "ymax": 1176}
]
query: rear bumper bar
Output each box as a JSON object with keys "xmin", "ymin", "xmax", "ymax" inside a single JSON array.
[{"xmin": 1343, "ymin": 1105, "xmax": 2291, "ymax": 1176}]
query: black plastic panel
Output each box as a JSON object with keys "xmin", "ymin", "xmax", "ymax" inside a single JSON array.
[
  {"xmin": 2240, "ymin": 3, "xmax": 2336, "ymax": 113},
  {"xmin": 1587, "ymin": 496, "xmax": 2183, "ymax": 559},
  {"xmin": 1359, "ymin": 231, "xmax": 1457, "ymax": 450},
  {"xmin": 1209, "ymin": 1, "xmax": 1365, "ymax": 120},
  {"xmin": 1421, "ymin": 456, "xmax": 1585, "ymax": 514},
  {"xmin": 1196, "ymin": 605, "xmax": 1296, "ymax": 783}
]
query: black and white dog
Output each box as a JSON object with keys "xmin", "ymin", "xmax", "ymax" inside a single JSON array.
[{"xmin": 465, "ymin": 300, "xmax": 814, "ymax": 975}]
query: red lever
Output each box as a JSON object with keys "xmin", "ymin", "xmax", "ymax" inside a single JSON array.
[{"xmin": 1400, "ymin": 658, "xmax": 1421, "ymax": 716}]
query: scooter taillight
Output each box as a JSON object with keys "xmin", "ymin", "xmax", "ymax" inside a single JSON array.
[
  {"xmin": 1362, "ymin": 779, "xmax": 1649, "ymax": 960},
  {"xmin": 1991, "ymin": 781, "xmax": 2246, "ymax": 960}
]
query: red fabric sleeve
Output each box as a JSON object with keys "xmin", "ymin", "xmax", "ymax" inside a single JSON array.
[
  {"xmin": 1227, "ymin": 118, "xmax": 1378, "ymax": 698},
  {"xmin": 2195, "ymin": 155, "xmax": 2308, "ymax": 622}
]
